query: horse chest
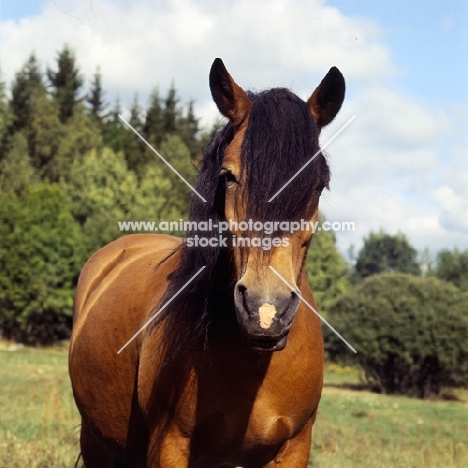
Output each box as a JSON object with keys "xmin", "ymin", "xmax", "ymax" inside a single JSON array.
[
  {"xmin": 173, "ymin": 357, "xmax": 317, "ymax": 455},
  {"xmin": 165, "ymin": 377, "xmax": 315, "ymax": 468}
]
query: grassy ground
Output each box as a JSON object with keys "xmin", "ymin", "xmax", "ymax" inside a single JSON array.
[
  {"xmin": 310, "ymin": 365, "xmax": 468, "ymax": 467},
  {"xmin": 0, "ymin": 344, "xmax": 467, "ymax": 467},
  {"xmin": 0, "ymin": 342, "xmax": 79, "ymax": 468}
]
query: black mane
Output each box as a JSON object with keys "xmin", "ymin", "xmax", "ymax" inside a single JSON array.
[{"xmin": 150, "ymin": 88, "xmax": 329, "ymax": 354}]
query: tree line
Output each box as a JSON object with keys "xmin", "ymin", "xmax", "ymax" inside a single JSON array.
[
  {"xmin": 0, "ymin": 45, "xmax": 205, "ymax": 343},
  {"xmin": 0, "ymin": 46, "xmax": 466, "ymax": 398}
]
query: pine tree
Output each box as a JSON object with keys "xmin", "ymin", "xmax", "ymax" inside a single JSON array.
[
  {"xmin": 87, "ymin": 67, "xmax": 105, "ymax": 122},
  {"xmin": 124, "ymin": 94, "xmax": 146, "ymax": 173},
  {"xmin": 144, "ymin": 87, "xmax": 164, "ymax": 146},
  {"xmin": 10, "ymin": 53, "xmax": 44, "ymax": 133},
  {"xmin": 7, "ymin": 54, "xmax": 64, "ymax": 177},
  {"xmin": 102, "ymin": 96, "xmax": 124, "ymax": 152},
  {"xmin": 163, "ymin": 82, "xmax": 179, "ymax": 135},
  {"xmin": 129, "ymin": 93, "xmax": 143, "ymax": 131},
  {"xmin": 178, "ymin": 99, "xmax": 202, "ymax": 158},
  {"xmin": 0, "ymin": 66, "xmax": 13, "ymax": 160},
  {"xmin": 47, "ymin": 45, "xmax": 84, "ymax": 123}
]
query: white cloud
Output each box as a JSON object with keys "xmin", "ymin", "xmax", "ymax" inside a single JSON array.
[
  {"xmin": 0, "ymin": 0, "xmax": 397, "ymax": 106},
  {"xmin": 319, "ymin": 84, "xmax": 466, "ymax": 254},
  {"xmin": 434, "ymin": 186, "xmax": 468, "ymax": 233}
]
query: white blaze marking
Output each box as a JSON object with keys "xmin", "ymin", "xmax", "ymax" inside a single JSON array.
[{"xmin": 259, "ymin": 303, "xmax": 276, "ymax": 329}]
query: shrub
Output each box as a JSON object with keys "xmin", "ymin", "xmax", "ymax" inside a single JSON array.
[
  {"xmin": 0, "ymin": 184, "xmax": 85, "ymax": 344},
  {"xmin": 325, "ymin": 273, "xmax": 468, "ymax": 398}
]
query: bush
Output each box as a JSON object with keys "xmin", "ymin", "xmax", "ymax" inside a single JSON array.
[
  {"xmin": 0, "ymin": 183, "xmax": 85, "ymax": 344},
  {"xmin": 325, "ymin": 273, "xmax": 468, "ymax": 398}
]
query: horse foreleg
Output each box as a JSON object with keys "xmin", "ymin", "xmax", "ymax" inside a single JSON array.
[
  {"xmin": 146, "ymin": 426, "xmax": 191, "ymax": 468},
  {"xmin": 79, "ymin": 420, "xmax": 117, "ymax": 468},
  {"xmin": 263, "ymin": 416, "xmax": 315, "ymax": 468}
]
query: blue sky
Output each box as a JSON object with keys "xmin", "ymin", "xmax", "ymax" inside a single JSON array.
[
  {"xmin": 0, "ymin": 0, "xmax": 466, "ymax": 255},
  {"xmin": 328, "ymin": 0, "xmax": 468, "ymax": 104},
  {"xmin": 0, "ymin": 1, "xmax": 43, "ymax": 21}
]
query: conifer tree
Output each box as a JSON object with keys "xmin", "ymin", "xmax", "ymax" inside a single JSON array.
[
  {"xmin": 10, "ymin": 53, "xmax": 44, "ymax": 132},
  {"xmin": 87, "ymin": 67, "xmax": 105, "ymax": 122},
  {"xmin": 163, "ymin": 82, "xmax": 178, "ymax": 135},
  {"xmin": 47, "ymin": 45, "xmax": 84, "ymax": 123},
  {"xmin": 178, "ymin": 99, "xmax": 202, "ymax": 158},
  {"xmin": 124, "ymin": 94, "xmax": 146, "ymax": 173},
  {"xmin": 0, "ymin": 66, "xmax": 13, "ymax": 159},
  {"xmin": 102, "ymin": 96, "xmax": 124, "ymax": 152},
  {"xmin": 144, "ymin": 87, "xmax": 164, "ymax": 147}
]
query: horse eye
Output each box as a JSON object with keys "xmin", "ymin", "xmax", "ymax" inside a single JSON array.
[{"xmin": 220, "ymin": 169, "xmax": 238, "ymax": 186}]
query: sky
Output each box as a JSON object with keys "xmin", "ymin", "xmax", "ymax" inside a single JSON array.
[{"xmin": 0, "ymin": 0, "xmax": 467, "ymax": 259}]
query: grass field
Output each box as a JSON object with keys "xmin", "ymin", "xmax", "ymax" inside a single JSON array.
[{"xmin": 0, "ymin": 343, "xmax": 467, "ymax": 468}]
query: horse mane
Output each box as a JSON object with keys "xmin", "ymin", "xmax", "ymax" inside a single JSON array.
[{"xmin": 150, "ymin": 88, "xmax": 330, "ymax": 357}]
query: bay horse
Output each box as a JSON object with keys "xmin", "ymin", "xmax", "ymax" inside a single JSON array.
[{"xmin": 69, "ymin": 58, "xmax": 345, "ymax": 468}]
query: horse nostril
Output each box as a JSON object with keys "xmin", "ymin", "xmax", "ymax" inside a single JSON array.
[
  {"xmin": 291, "ymin": 290, "xmax": 300, "ymax": 302},
  {"xmin": 237, "ymin": 283, "xmax": 247, "ymax": 296}
]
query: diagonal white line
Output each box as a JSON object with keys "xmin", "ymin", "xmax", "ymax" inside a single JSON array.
[
  {"xmin": 118, "ymin": 114, "xmax": 207, "ymax": 203},
  {"xmin": 269, "ymin": 266, "xmax": 357, "ymax": 353},
  {"xmin": 268, "ymin": 115, "xmax": 356, "ymax": 202},
  {"xmin": 117, "ymin": 266, "xmax": 206, "ymax": 354}
]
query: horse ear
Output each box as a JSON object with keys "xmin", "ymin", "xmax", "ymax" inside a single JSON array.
[
  {"xmin": 307, "ymin": 67, "xmax": 345, "ymax": 129},
  {"xmin": 209, "ymin": 58, "xmax": 252, "ymax": 127}
]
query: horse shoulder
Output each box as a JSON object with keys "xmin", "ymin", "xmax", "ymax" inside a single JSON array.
[{"xmin": 69, "ymin": 234, "xmax": 182, "ymax": 461}]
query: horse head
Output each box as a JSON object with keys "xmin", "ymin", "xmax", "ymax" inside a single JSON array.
[{"xmin": 209, "ymin": 58, "xmax": 345, "ymax": 351}]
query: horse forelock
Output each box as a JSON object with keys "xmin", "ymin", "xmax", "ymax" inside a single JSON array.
[{"xmin": 241, "ymin": 88, "xmax": 329, "ymax": 228}]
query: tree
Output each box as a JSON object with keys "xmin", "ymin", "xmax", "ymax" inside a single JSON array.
[
  {"xmin": 7, "ymin": 55, "xmax": 64, "ymax": 178},
  {"xmin": 61, "ymin": 146, "xmax": 184, "ymax": 255},
  {"xmin": 47, "ymin": 45, "xmax": 84, "ymax": 123},
  {"xmin": 155, "ymin": 134, "xmax": 196, "ymax": 215},
  {"xmin": 102, "ymin": 96, "xmax": 124, "ymax": 152},
  {"xmin": 122, "ymin": 94, "xmax": 146, "ymax": 173},
  {"xmin": 305, "ymin": 213, "xmax": 350, "ymax": 312},
  {"xmin": 178, "ymin": 100, "xmax": 203, "ymax": 159},
  {"xmin": 355, "ymin": 231, "xmax": 421, "ymax": 278},
  {"xmin": 87, "ymin": 67, "xmax": 106, "ymax": 122},
  {"xmin": 28, "ymin": 86, "xmax": 63, "ymax": 177},
  {"xmin": 435, "ymin": 248, "xmax": 468, "ymax": 292},
  {"xmin": 144, "ymin": 87, "xmax": 164, "ymax": 147},
  {"xmin": 0, "ymin": 132, "xmax": 36, "ymax": 193},
  {"xmin": 9, "ymin": 53, "xmax": 44, "ymax": 133},
  {"xmin": 325, "ymin": 273, "xmax": 468, "ymax": 398},
  {"xmin": 0, "ymin": 66, "xmax": 12, "ymax": 156},
  {"xmin": 0, "ymin": 184, "xmax": 85, "ymax": 344},
  {"xmin": 51, "ymin": 105, "xmax": 102, "ymax": 182},
  {"xmin": 163, "ymin": 81, "xmax": 179, "ymax": 135}
]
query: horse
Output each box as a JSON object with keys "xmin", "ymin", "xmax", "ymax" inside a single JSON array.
[{"xmin": 69, "ymin": 58, "xmax": 345, "ymax": 468}]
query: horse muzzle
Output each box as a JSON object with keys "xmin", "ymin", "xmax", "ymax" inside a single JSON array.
[{"xmin": 233, "ymin": 281, "xmax": 301, "ymax": 351}]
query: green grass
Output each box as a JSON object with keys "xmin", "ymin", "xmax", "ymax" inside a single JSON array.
[
  {"xmin": 0, "ymin": 342, "xmax": 80, "ymax": 468},
  {"xmin": 0, "ymin": 344, "xmax": 467, "ymax": 467},
  {"xmin": 310, "ymin": 364, "xmax": 468, "ymax": 467}
]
